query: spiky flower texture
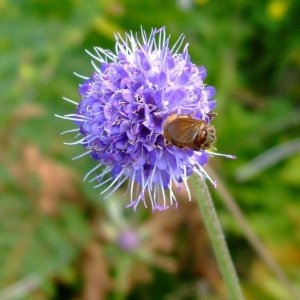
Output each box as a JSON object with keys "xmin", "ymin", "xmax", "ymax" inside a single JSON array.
[{"xmin": 58, "ymin": 27, "xmax": 232, "ymax": 211}]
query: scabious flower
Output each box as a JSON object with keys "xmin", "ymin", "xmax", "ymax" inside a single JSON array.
[
  {"xmin": 117, "ymin": 229, "xmax": 140, "ymax": 252},
  {"xmin": 57, "ymin": 27, "xmax": 233, "ymax": 211}
]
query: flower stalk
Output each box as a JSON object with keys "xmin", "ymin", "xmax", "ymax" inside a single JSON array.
[{"xmin": 190, "ymin": 175, "xmax": 244, "ymax": 300}]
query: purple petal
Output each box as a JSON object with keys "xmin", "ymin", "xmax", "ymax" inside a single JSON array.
[{"xmin": 198, "ymin": 66, "xmax": 207, "ymax": 80}]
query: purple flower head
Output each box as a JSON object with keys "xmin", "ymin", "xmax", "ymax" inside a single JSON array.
[
  {"xmin": 57, "ymin": 27, "xmax": 234, "ymax": 211},
  {"xmin": 117, "ymin": 229, "xmax": 140, "ymax": 252}
]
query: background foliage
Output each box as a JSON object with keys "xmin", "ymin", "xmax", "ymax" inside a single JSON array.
[{"xmin": 0, "ymin": 0, "xmax": 299, "ymax": 299}]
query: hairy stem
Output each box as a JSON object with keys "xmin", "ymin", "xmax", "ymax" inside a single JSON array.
[
  {"xmin": 190, "ymin": 175, "xmax": 244, "ymax": 300},
  {"xmin": 207, "ymin": 165, "xmax": 299, "ymax": 299}
]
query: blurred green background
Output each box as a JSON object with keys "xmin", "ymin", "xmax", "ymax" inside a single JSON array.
[{"xmin": 1, "ymin": 0, "xmax": 300, "ymax": 299}]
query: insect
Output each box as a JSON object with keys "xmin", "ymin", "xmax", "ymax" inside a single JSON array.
[{"xmin": 163, "ymin": 114, "xmax": 216, "ymax": 150}]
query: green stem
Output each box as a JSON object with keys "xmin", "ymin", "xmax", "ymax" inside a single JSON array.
[
  {"xmin": 190, "ymin": 175, "xmax": 244, "ymax": 300},
  {"xmin": 114, "ymin": 255, "xmax": 131, "ymax": 300}
]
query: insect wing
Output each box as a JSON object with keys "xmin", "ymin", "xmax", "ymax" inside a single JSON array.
[{"xmin": 166, "ymin": 118, "xmax": 200, "ymax": 144}]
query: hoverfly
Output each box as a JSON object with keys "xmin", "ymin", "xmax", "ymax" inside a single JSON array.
[{"xmin": 163, "ymin": 113, "xmax": 216, "ymax": 151}]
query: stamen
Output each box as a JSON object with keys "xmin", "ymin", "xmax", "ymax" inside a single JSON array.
[
  {"xmin": 91, "ymin": 60, "xmax": 101, "ymax": 73},
  {"xmin": 148, "ymin": 164, "xmax": 157, "ymax": 191},
  {"xmin": 171, "ymin": 33, "xmax": 185, "ymax": 54},
  {"xmin": 89, "ymin": 166, "xmax": 111, "ymax": 183},
  {"xmin": 61, "ymin": 113, "xmax": 92, "ymax": 121},
  {"xmin": 63, "ymin": 134, "xmax": 92, "ymax": 146},
  {"xmin": 193, "ymin": 165, "xmax": 216, "ymax": 188},
  {"xmin": 158, "ymin": 28, "xmax": 162, "ymax": 50},
  {"xmin": 140, "ymin": 26, "xmax": 147, "ymax": 45},
  {"xmin": 168, "ymin": 181, "xmax": 174, "ymax": 206},
  {"xmin": 55, "ymin": 114, "xmax": 87, "ymax": 122},
  {"xmin": 133, "ymin": 197, "xmax": 140, "ymax": 211},
  {"xmin": 93, "ymin": 176, "xmax": 113, "ymax": 189},
  {"xmin": 130, "ymin": 172, "xmax": 136, "ymax": 204},
  {"xmin": 85, "ymin": 49, "xmax": 105, "ymax": 63},
  {"xmin": 147, "ymin": 185, "xmax": 155, "ymax": 209},
  {"xmin": 115, "ymin": 33, "xmax": 133, "ymax": 55},
  {"xmin": 127, "ymin": 31, "xmax": 137, "ymax": 52},
  {"xmin": 60, "ymin": 128, "xmax": 79, "ymax": 135},
  {"xmin": 206, "ymin": 151, "xmax": 237, "ymax": 159},
  {"xmin": 159, "ymin": 175, "xmax": 167, "ymax": 208},
  {"xmin": 66, "ymin": 114, "xmax": 92, "ymax": 120},
  {"xmin": 94, "ymin": 47, "xmax": 118, "ymax": 61},
  {"xmin": 153, "ymin": 185, "xmax": 158, "ymax": 210},
  {"xmin": 73, "ymin": 72, "xmax": 89, "ymax": 80},
  {"xmin": 100, "ymin": 170, "xmax": 125, "ymax": 195},
  {"xmin": 104, "ymin": 176, "xmax": 127, "ymax": 199},
  {"xmin": 183, "ymin": 166, "xmax": 192, "ymax": 201},
  {"xmin": 72, "ymin": 150, "xmax": 92, "ymax": 160},
  {"xmin": 84, "ymin": 163, "xmax": 103, "ymax": 181},
  {"xmin": 62, "ymin": 97, "xmax": 78, "ymax": 105}
]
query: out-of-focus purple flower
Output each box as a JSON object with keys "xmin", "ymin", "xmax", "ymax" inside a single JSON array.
[
  {"xmin": 117, "ymin": 229, "xmax": 140, "ymax": 252},
  {"xmin": 57, "ymin": 27, "xmax": 234, "ymax": 211}
]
